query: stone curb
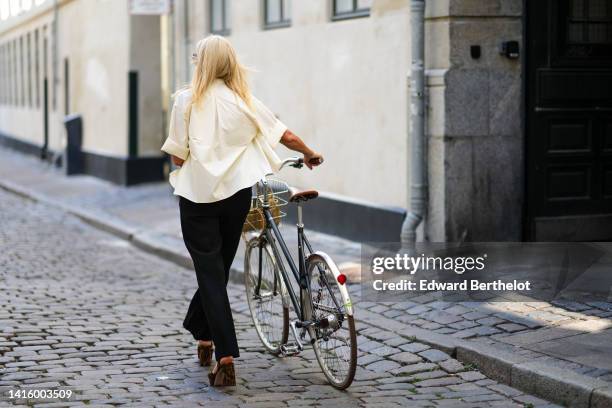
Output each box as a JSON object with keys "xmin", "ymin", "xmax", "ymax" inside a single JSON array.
[
  {"xmin": 510, "ymin": 361, "xmax": 609, "ymax": 408},
  {"xmin": 1, "ymin": 179, "xmax": 610, "ymax": 408},
  {"xmin": 456, "ymin": 341, "xmax": 531, "ymax": 386},
  {"xmin": 592, "ymin": 386, "xmax": 612, "ymax": 408}
]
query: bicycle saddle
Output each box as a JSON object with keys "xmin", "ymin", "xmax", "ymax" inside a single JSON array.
[{"xmin": 289, "ymin": 188, "xmax": 319, "ymax": 203}]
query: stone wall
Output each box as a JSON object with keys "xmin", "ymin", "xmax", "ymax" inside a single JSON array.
[{"xmin": 426, "ymin": 0, "xmax": 524, "ymax": 241}]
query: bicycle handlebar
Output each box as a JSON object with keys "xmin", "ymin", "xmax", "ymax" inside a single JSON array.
[
  {"xmin": 279, "ymin": 157, "xmax": 303, "ymax": 170},
  {"xmin": 279, "ymin": 156, "xmax": 323, "ymax": 170}
]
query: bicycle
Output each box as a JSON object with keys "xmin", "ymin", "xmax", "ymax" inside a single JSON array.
[{"xmin": 243, "ymin": 157, "xmax": 357, "ymax": 389}]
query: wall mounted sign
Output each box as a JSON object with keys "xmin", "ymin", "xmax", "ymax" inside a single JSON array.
[{"xmin": 129, "ymin": 0, "xmax": 171, "ymax": 15}]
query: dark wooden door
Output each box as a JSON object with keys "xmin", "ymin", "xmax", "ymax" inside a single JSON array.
[{"xmin": 527, "ymin": 0, "xmax": 612, "ymax": 240}]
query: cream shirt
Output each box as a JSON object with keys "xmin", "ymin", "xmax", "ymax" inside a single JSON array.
[{"xmin": 161, "ymin": 80, "xmax": 287, "ymax": 203}]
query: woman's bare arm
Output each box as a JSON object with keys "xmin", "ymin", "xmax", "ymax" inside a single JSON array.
[
  {"xmin": 280, "ymin": 130, "xmax": 323, "ymax": 169},
  {"xmin": 171, "ymin": 155, "xmax": 185, "ymax": 166}
]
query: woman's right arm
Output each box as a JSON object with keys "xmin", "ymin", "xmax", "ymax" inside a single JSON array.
[{"xmin": 249, "ymin": 95, "xmax": 323, "ymax": 169}]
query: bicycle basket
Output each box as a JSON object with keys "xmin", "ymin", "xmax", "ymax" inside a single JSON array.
[{"xmin": 243, "ymin": 178, "xmax": 290, "ymax": 233}]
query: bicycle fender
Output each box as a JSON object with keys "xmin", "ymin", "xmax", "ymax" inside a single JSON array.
[{"xmin": 307, "ymin": 251, "xmax": 354, "ymax": 316}]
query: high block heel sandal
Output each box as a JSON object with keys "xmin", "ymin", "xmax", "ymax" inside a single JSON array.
[
  {"xmin": 208, "ymin": 362, "xmax": 236, "ymax": 387},
  {"xmin": 197, "ymin": 342, "xmax": 214, "ymax": 367}
]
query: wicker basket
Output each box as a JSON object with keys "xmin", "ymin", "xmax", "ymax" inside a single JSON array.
[
  {"xmin": 243, "ymin": 195, "xmax": 283, "ymax": 232},
  {"xmin": 243, "ymin": 179, "xmax": 289, "ymax": 233}
]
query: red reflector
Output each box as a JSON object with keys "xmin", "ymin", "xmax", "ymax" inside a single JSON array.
[{"xmin": 337, "ymin": 274, "xmax": 347, "ymax": 285}]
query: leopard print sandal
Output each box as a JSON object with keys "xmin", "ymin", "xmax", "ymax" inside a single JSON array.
[
  {"xmin": 208, "ymin": 362, "xmax": 236, "ymax": 387},
  {"xmin": 197, "ymin": 342, "xmax": 214, "ymax": 367}
]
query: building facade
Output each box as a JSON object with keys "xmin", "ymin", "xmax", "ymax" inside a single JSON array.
[
  {"xmin": 1, "ymin": 0, "xmax": 610, "ymax": 242},
  {"xmin": 0, "ymin": 0, "xmax": 165, "ymax": 185}
]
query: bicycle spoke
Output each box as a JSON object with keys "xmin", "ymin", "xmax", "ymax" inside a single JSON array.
[
  {"xmin": 245, "ymin": 238, "xmax": 288, "ymax": 354},
  {"xmin": 306, "ymin": 256, "xmax": 356, "ymax": 388}
]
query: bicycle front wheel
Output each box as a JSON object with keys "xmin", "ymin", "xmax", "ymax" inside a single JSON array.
[
  {"xmin": 244, "ymin": 237, "xmax": 289, "ymax": 355},
  {"xmin": 304, "ymin": 253, "xmax": 357, "ymax": 389}
]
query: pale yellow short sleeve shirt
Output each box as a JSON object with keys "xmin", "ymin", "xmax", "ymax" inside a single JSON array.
[{"xmin": 161, "ymin": 80, "xmax": 288, "ymax": 203}]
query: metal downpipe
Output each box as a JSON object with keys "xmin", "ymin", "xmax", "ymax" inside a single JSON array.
[{"xmin": 401, "ymin": 0, "xmax": 427, "ymax": 245}]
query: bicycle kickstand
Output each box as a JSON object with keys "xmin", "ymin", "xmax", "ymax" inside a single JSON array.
[{"xmin": 280, "ymin": 321, "xmax": 305, "ymax": 357}]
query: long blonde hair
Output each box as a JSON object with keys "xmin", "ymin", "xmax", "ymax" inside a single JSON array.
[{"xmin": 188, "ymin": 35, "xmax": 251, "ymax": 111}]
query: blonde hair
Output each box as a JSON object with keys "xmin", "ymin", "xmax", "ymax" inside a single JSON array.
[{"xmin": 187, "ymin": 35, "xmax": 251, "ymax": 113}]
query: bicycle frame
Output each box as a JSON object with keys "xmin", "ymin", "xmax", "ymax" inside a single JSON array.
[
  {"xmin": 253, "ymin": 177, "xmax": 345, "ymax": 326},
  {"xmin": 246, "ymin": 162, "xmax": 357, "ymax": 389},
  {"xmin": 259, "ymin": 195, "xmax": 310, "ymax": 322}
]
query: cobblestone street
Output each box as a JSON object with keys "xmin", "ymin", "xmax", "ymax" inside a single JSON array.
[
  {"xmin": 1, "ymin": 148, "xmax": 611, "ymax": 394},
  {"xmin": 0, "ymin": 189, "xmax": 562, "ymax": 407}
]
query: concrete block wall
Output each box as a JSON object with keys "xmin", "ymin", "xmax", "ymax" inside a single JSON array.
[{"xmin": 426, "ymin": 0, "xmax": 524, "ymax": 242}]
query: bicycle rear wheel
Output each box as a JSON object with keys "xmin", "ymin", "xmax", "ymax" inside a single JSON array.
[
  {"xmin": 304, "ymin": 253, "xmax": 357, "ymax": 389},
  {"xmin": 244, "ymin": 237, "xmax": 289, "ymax": 354}
]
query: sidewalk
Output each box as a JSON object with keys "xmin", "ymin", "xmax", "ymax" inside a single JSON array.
[
  {"xmin": 0, "ymin": 147, "xmax": 360, "ymax": 273},
  {"xmin": 1, "ymin": 145, "xmax": 611, "ymax": 407}
]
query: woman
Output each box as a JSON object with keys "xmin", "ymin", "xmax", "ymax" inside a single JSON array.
[{"xmin": 161, "ymin": 35, "xmax": 323, "ymax": 387}]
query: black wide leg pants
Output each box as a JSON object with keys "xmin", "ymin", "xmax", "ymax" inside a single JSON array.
[{"xmin": 179, "ymin": 187, "xmax": 252, "ymax": 361}]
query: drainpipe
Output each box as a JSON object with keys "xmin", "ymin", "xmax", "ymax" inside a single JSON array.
[{"xmin": 400, "ymin": 0, "xmax": 427, "ymax": 245}]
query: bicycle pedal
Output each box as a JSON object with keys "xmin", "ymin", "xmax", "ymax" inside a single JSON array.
[{"xmin": 280, "ymin": 343, "xmax": 301, "ymax": 356}]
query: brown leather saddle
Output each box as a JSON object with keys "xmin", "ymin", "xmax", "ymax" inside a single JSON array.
[{"xmin": 289, "ymin": 188, "xmax": 319, "ymax": 203}]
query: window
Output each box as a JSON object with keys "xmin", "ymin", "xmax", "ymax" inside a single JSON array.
[
  {"xmin": 5, "ymin": 44, "xmax": 9, "ymax": 105},
  {"xmin": 568, "ymin": 0, "xmax": 612, "ymax": 44},
  {"xmin": 4, "ymin": 44, "xmax": 8, "ymax": 105},
  {"xmin": 210, "ymin": 0, "xmax": 230, "ymax": 35},
  {"xmin": 19, "ymin": 36, "xmax": 24, "ymax": 106},
  {"xmin": 35, "ymin": 29, "xmax": 40, "ymax": 108},
  {"xmin": 332, "ymin": 0, "xmax": 371, "ymax": 21},
  {"xmin": 0, "ymin": 45, "xmax": 4, "ymax": 104},
  {"xmin": 0, "ymin": 45, "xmax": 5, "ymax": 105},
  {"xmin": 50, "ymin": 34, "xmax": 56, "ymax": 112},
  {"xmin": 27, "ymin": 32, "xmax": 32, "ymax": 107},
  {"xmin": 264, "ymin": 0, "xmax": 291, "ymax": 29},
  {"xmin": 64, "ymin": 57, "xmax": 69, "ymax": 114},
  {"xmin": 13, "ymin": 40, "xmax": 18, "ymax": 106},
  {"xmin": 10, "ymin": 41, "xmax": 15, "ymax": 105}
]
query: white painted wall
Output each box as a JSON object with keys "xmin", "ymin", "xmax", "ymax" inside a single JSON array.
[
  {"xmin": 175, "ymin": 0, "xmax": 411, "ymax": 208},
  {"xmin": 1, "ymin": 0, "xmax": 411, "ymax": 208},
  {"xmin": 58, "ymin": 0, "xmax": 130, "ymax": 156}
]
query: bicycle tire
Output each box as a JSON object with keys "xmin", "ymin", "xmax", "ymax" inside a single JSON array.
[
  {"xmin": 303, "ymin": 253, "xmax": 357, "ymax": 389},
  {"xmin": 244, "ymin": 236, "xmax": 289, "ymax": 355}
]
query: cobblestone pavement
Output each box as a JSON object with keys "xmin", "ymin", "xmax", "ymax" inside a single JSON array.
[
  {"xmin": 353, "ymin": 285, "xmax": 612, "ymax": 381},
  {"xmin": 0, "ymin": 189, "xmax": 561, "ymax": 407},
  {"xmin": 387, "ymin": 297, "xmax": 612, "ymax": 341},
  {"xmin": 353, "ymin": 298, "xmax": 612, "ymax": 382},
  {"xmin": 1, "ymin": 146, "xmax": 612, "ymax": 399},
  {"xmin": 2, "ymin": 149, "xmax": 611, "ymax": 365}
]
